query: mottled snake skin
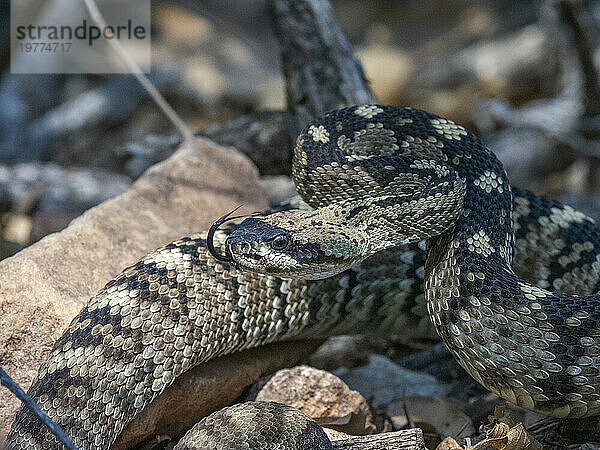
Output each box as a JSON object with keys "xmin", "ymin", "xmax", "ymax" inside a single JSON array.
[
  {"xmin": 172, "ymin": 401, "xmax": 332, "ymax": 450},
  {"xmin": 7, "ymin": 105, "xmax": 600, "ymax": 449}
]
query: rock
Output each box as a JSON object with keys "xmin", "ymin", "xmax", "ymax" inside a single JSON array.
[
  {"xmin": 260, "ymin": 175, "xmax": 297, "ymax": 206},
  {"xmin": 482, "ymin": 127, "xmax": 562, "ymax": 188},
  {"xmin": 0, "ymin": 162, "xmax": 133, "ymax": 246},
  {"xmin": 256, "ymin": 365, "xmax": 376, "ymax": 436},
  {"xmin": 0, "ymin": 138, "xmax": 268, "ymax": 439},
  {"xmin": 0, "ymin": 162, "xmax": 131, "ymax": 213},
  {"xmin": 458, "ymin": 26, "xmax": 560, "ymax": 101},
  {"xmin": 29, "ymin": 211, "xmax": 76, "ymax": 244},
  {"xmin": 334, "ymin": 355, "xmax": 451, "ymax": 409},
  {"xmin": 396, "ymin": 343, "xmax": 482, "ymax": 396},
  {"xmin": 121, "ymin": 134, "xmax": 181, "ymax": 178},
  {"xmin": 416, "ymin": 25, "xmax": 560, "ymax": 104},
  {"xmin": 386, "ymin": 396, "xmax": 475, "ymax": 440},
  {"xmin": 404, "ymin": 25, "xmax": 562, "ymax": 123},
  {"xmin": 309, "ymin": 335, "xmax": 388, "ymax": 372},
  {"xmin": 473, "ymin": 96, "xmax": 582, "ymax": 188}
]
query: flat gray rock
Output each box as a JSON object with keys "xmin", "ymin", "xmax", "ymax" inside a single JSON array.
[{"xmin": 334, "ymin": 355, "xmax": 451, "ymax": 409}]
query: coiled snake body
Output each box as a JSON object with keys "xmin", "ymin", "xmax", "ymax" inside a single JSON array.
[{"xmin": 7, "ymin": 105, "xmax": 600, "ymax": 449}]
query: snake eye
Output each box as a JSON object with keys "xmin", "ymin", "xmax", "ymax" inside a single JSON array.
[{"xmin": 271, "ymin": 234, "xmax": 289, "ymax": 251}]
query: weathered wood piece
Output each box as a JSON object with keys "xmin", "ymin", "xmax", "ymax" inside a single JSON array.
[
  {"xmin": 332, "ymin": 429, "xmax": 426, "ymax": 450},
  {"xmin": 270, "ymin": 0, "xmax": 377, "ymax": 131}
]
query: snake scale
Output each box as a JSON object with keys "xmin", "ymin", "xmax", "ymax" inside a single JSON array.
[{"xmin": 7, "ymin": 105, "xmax": 600, "ymax": 449}]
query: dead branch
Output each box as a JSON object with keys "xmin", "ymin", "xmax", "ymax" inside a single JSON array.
[
  {"xmin": 556, "ymin": 0, "xmax": 600, "ymax": 119},
  {"xmin": 0, "ymin": 366, "xmax": 79, "ymax": 450},
  {"xmin": 269, "ymin": 0, "xmax": 377, "ymax": 132},
  {"xmin": 200, "ymin": 110, "xmax": 296, "ymax": 175}
]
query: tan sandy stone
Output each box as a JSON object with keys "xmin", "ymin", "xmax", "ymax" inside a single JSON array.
[
  {"xmin": 256, "ymin": 365, "xmax": 376, "ymax": 436},
  {"xmin": 0, "ymin": 137, "xmax": 269, "ymax": 440}
]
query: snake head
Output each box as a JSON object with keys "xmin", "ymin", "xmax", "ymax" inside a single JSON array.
[{"xmin": 215, "ymin": 210, "xmax": 366, "ymax": 279}]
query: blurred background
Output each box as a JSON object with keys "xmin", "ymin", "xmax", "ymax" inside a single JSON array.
[{"xmin": 0, "ymin": 0, "xmax": 599, "ymax": 260}]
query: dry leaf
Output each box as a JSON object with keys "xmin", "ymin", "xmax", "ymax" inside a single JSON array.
[
  {"xmin": 486, "ymin": 422, "xmax": 511, "ymax": 440},
  {"xmin": 487, "ymin": 405, "xmax": 520, "ymax": 428},
  {"xmin": 436, "ymin": 436, "xmax": 464, "ymax": 450},
  {"xmin": 472, "ymin": 422, "xmax": 542, "ymax": 450},
  {"xmin": 504, "ymin": 423, "xmax": 542, "ymax": 450}
]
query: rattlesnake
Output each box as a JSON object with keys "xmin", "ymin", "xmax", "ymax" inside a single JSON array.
[{"xmin": 7, "ymin": 105, "xmax": 600, "ymax": 449}]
